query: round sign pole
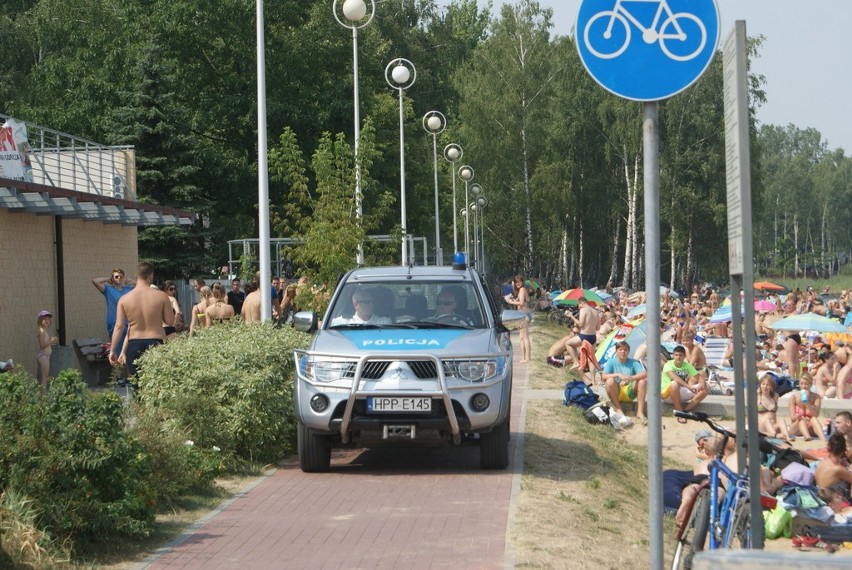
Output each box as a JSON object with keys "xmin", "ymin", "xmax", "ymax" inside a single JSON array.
[{"xmin": 576, "ymin": 1, "xmax": 720, "ymax": 566}]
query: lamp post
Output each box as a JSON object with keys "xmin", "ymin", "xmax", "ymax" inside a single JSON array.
[
  {"xmin": 333, "ymin": 0, "xmax": 374, "ymax": 265},
  {"xmin": 385, "ymin": 58, "xmax": 417, "ymax": 265},
  {"xmin": 458, "ymin": 165, "xmax": 474, "ymax": 264},
  {"xmin": 467, "ymin": 182, "xmax": 482, "ymax": 260},
  {"xmin": 475, "ymin": 195, "xmax": 488, "ymax": 273},
  {"xmin": 423, "ymin": 111, "xmax": 446, "ymax": 265},
  {"xmin": 256, "ymin": 0, "xmax": 272, "ymax": 321},
  {"xmin": 443, "ymin": 143, "xmax": 463, "ymax": 253}
]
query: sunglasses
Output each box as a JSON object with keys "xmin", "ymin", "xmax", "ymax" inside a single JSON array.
[
  {"xmin": 355, "ymin": 299, "xmax": 373, "ymax": 305},
  {"xmin": 168, "ymin": 287, "xmax": 176, "ymax": 291},
  {"xmin": 113, "ymin": 274, "xmax": 123, "ymax": 279}
]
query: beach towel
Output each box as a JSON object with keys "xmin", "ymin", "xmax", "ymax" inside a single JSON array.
[{"xmin": 578, "ymin": 340, "xmax": 601, "ymax": 372}]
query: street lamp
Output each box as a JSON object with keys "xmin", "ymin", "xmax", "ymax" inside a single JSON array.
[
  {"xmin": 423, "ymin": 111, "xmax": 446, "ymax": 265},
  {"xmin": 443, "ymin": 143, "xmax": 463, "ymax": 253},
  {"xmin": 385, "ymin": 58, "xmax": 417, "ymax": 265},
  {"xmin": 333, "ymin": 0, "xmax": 375, "ymax": 265},
  {"xmin": 475, "ymin": 195, "xmax": 488, "ymax": 272},
  {"xmin": 458, "ymin": 165, "xmax": 474, "ymax": 264},
  {"xmin": 468, "ymin": 182, "xmax": 482, "ymax": 260}
]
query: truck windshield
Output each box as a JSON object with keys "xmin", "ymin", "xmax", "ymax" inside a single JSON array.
[{"xmin": 326, "ymin": 281, "xmax": 487, "ymax": 329}]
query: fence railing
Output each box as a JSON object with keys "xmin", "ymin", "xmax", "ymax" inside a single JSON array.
[{"xmin": 1, "ymin": 113, "xmax": 136, "ymax": 199}]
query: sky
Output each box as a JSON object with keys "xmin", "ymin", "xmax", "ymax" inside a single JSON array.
[{"xmin": 438, "ymin": 0, "xmax": 852, "ymax": 153}]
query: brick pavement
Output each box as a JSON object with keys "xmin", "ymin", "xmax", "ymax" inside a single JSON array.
[{"xmin": 137, "ymin": 358, "xmax": 529, "ymax": 570}]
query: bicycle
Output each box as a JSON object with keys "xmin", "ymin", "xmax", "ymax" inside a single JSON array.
[
  {"xmin": 670, "ymin": 410, "xmax": 756, "ymax": 570},
  {"xmin": 584, "ymin": 0, "xmax": 707, "ymax": 62}
]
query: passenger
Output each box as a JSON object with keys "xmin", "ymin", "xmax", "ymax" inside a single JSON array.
[{"xmin": 431, "ymin": 286, "xmax": 470, "ymax": 325}]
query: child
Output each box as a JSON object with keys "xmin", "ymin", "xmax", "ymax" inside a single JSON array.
[
  {"xmin": 788, "ymin": 373, "xmax": 826, "ymax": 442},
  {"xmin": 757, "ymin": 373, "xmax": 790, "ymax": 441},
  {"xmin": 36, "ymin": 310, "xmax": 57, "ymax": 392}
]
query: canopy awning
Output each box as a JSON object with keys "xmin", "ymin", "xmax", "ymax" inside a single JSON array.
[{"xmin": 0, "ymin": 177, "xmax": 195, "ymax": 226}]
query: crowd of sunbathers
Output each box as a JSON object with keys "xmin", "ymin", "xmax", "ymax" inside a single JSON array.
[{"xmin": 539, "ymin": 283, "xmax": 852, "ymax": 429}]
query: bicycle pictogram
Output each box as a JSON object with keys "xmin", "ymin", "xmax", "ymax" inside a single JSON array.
[{"xmin": 583, "ymin": 0, "xmax": 707, "ymax": 62}]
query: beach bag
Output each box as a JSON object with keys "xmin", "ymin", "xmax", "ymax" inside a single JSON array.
[
  {"xmin": 764, "ymin": 504, "xmax": 793, "ymax": 539},
  {"xmin": 563, "ymin": 380, "xmax": 599, "ymax": 410},
  {"xmin": 583, "ymin": 402, "xmax": 610, "ymax": 425}
]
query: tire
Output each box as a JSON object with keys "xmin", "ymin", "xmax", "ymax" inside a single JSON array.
[
  {"xmin": 583, "ymin": 11, "xmax": 631, "ymax": 60},
  {"xmin": 673, "ymin": 487, "xmax": 710, "ymax": 570},
  {"xmin": 297, "ymin": 422, "xmax": 332, "ymax": 473},
  {"xmin": 727, "ymin": 498, "xmax": 751, "ymax": 549},
  {"xmin": 480, "ymin": 415, "xmax": 509, "ymax": 470}
]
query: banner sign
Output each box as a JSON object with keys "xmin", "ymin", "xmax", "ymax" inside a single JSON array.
[{"xmin": 0, "ymin": 118, "xmax": 34, "ymax": 182}]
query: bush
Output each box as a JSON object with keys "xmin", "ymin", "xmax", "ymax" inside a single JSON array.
[
  {"xmin": 134, "ymin": 321, "xmax": 311, "ymax": 463},
  {"xmin": 0, "ymin": 369, "xmax": 156, "ymax": 551}
]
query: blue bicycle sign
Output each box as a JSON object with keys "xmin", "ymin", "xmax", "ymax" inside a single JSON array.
[{"xmin": 577, "ymin": 0, "xmax": 719, "ymax": 101}]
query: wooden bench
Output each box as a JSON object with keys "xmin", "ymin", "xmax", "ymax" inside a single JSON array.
[{"xmin": 72, "ymin": 337, "xmax": 112, "ymax": 387}]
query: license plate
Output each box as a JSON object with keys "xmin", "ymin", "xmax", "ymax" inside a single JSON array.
[{"xmin": 367, "ymin": 397, "xmax": 431, "ymax": 413}]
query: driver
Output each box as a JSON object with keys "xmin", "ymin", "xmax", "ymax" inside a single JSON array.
[
  {"xmin": 433, "ymin": 287, "xmax": 470, "ymax": 325},
  {"xmin": 331, "ymin": 290, "xmax": 391, "ymax": 326}
]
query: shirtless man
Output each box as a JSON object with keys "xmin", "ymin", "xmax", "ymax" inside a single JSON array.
[
  {"xmin": 545, "ymin": 334, "xmax": 591, "ymax": 382},
  {"xmin": 109, "ymin": 262, "xmax": 174, "ymax": 378},
  {"xmin": 571, "ymin": 297, "xmax": 600, "ymax": 347},
  {"xmin": 241, "ymin": 281, "xmax": 262, "ymax": 322},
  {"xmin": 835, "ymin": 342, "xmax": 852, "ymax": 399},
  {"xmin": 682, "ymin": 331, "xmax": 709, "ymax": 386}
]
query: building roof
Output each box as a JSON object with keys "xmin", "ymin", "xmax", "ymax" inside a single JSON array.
[{"xmin": 0, "ymin": 176, "xmax": 195, "ymax": 226}]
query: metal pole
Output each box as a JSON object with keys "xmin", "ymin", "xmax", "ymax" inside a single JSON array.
[
  {"xmin": 257, "ymin": 0, "xmax": 271, "ymax": 321},
  {"xmin": 643, "ymin": 101, "xmax": 663, "ymax": 569},
  {"xmin": 398, "ymin": 86, "xmax": 407, "ymax": 265},
  {"xmin": 471, "ymin": 203, "xmax": 478, "ymax": 270},
  {"xmin": 352, "ymin": 25, "xmax": 364, "ymax": 265},
  {"xmin": 432, "ymin": 132, "xmax": 441, "ymax": 265},
  {"xmin": 451, "ymin": 169, "xmax": 458, "ymax": 252}
]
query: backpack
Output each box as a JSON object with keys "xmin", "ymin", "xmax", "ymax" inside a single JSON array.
[{"xmin": 563, "ymin": 380, "xmax": 599, "ymax": 410}]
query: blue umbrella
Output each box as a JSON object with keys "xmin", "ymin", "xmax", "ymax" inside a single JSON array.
[
  {"xmin": 627, "ymin": 304, "xmax": 647, "ymax": 319},
  {"xmin": 768, "ymin": 313, "xmax": 848, "ymax": 333},
  {"xmin": 845, "ymin": 312, "xmax": 852, "ymax": 327}
]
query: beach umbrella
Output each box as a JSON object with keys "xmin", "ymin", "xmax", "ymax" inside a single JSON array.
[
  {"xmin": 596, "ymin": 320, "xmax": 648, "ymax": 366},
  {"xmin": 548, "ymin": 290, "xmax": 562, "ymax": 300},
  {"xmin": 754, "ymin": 281, "xmax": 786, "ymax": 291},
  {"xmin": 846, "ymin": 313, "xmax": 852, "ymax": 328},
  {"xmin": 768, "ymin": 313, "xmax": 848, "ymax": 333},
  {"xmin": 754, "ymin": 300, "xmax": 777, "ymax": 313},
  {"xmin": 626, "ymin": 304, "xmax": 647, "ymax": 319},
  {"xmin": 554, "ymin": 288, "xmax": 605, "ymax": 307}
]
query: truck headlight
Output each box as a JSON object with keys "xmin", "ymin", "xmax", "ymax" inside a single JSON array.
[
  {"xmin": 305, "ymin": 360, "xmax": 355, "ymax": 383},
  {"xmin": 446, "ymin": 359, "xmax": 501, "ymax": 382}
]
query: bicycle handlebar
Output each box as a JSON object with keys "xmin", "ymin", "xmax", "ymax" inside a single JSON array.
[{"xmin": 673, "ymin": 410, "xmax": 736, "ymax": 439}]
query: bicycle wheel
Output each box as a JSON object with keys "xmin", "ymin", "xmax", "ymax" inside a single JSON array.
[
  {"xmin": 583, "ymin": 11, "xmax": 631, "ymax": 60},
  {"xmin": 659, "ymin": 13, "xmax": 707, "ymax": 62},
  {"xmin": 727, "ymin": 498, "xmax": 751, "ymax": 549},
  {"xmin": 672, "ymin": 487, "xmax": 710, "ymax": 570}
]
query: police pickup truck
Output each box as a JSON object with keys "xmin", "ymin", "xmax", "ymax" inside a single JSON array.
[{"xmin": 292, "ymin": 261, "xmax": 528, "ymax": 472}]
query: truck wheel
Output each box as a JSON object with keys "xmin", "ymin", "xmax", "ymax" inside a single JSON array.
[
  {"xmin": 479, "ymin": 416, "xmax": 509, "ymax": 469},
  {"xmin": 298, "ymin": 423, "xmax": 331, "ymax": 472}
]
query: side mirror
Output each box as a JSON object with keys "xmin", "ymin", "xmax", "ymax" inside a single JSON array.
[
  {"xmin": 293, "ymin": 311, "xmax": 318, "ymax": 333},
  {"xmin": 500, "ymin": 309, "xmax": 529, "ymax": 331}
]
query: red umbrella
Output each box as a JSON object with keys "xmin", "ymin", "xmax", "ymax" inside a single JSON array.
[
  {"xmin": 554, "ymin": 288, "xmax": 605, "ymax": 307},
  {"xmin": 753, "ymin": 281, "xmax": 785, "ymax": 291}
]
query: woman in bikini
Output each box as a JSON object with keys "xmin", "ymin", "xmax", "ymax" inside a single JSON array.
[
  {"xmin": 757, "ymin": 374, "xmax": 790, "ymax": 440},
  {"xmin": 189, "ymin": 286, "xmax": 213, "ymax": 335},
  {"xmin": 814, "ymin": 351, "xmax": 838, "ymax": 398},
  {"xmin": 788, "ymin": 373, "xmax": 826, "ymax": 442},
  {"xmin": 835, "ymin": 342, "xmax": 852, "ymax": 400},
  {"xmin": 206, "ymin": 283, "xmax": 235, "ymax": 324},
  {"xmin": 505, "ymin": 275, "xmax": 531, "ymax": 363}
]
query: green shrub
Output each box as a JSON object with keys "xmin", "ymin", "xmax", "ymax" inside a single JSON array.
[
  {"xmin": 134, "ymin": 321, "xmax": 311, "ymax": 463},
  {"xmin": 131, "ymin": 405, "xmax": 225, "ymax": 507},
  {"xmin": 0, "ymin": 369, "xmax": 156, "ymax": 549}
]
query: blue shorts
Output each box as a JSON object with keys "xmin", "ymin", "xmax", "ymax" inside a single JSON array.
[
  {"xmin": 579, "ymin": 333, "xmax": 597, "ymax": 346},
  {"xmin": 125, "ymin": 338, "xmax": 164, "ymax": 377}
]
